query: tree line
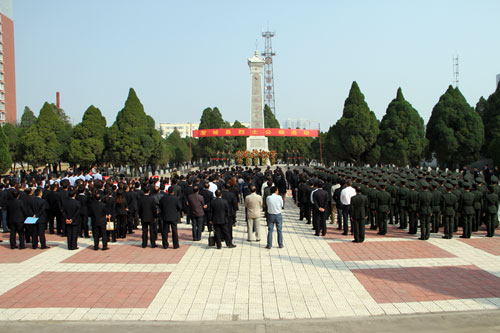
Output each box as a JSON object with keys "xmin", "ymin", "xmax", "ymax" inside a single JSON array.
[{"xmin": 0, "ymin": 81, "xmax": 499, "ymax": 174}]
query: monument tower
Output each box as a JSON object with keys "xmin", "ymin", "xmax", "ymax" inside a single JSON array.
[{"xmin": 246, "ymin": 50, "xmax": 268, "ymax": 152}]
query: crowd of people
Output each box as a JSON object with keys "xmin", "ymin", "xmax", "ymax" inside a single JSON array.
[{"xmin": 1, "ymin": 163, "xmax": 499, "ymax": 252}]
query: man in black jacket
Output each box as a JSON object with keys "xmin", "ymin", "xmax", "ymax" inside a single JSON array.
[
  {"xmin": 210, "ymin": 190, "xmax": 236, "ymax": 249},
  {"xmin": 90, "ymin": 193, "xmax": 109, "ymax": 250},
  {"xmin": 138, "ymin": 187, "xmax": 158, "ymax": 248},
  {"xmin": 7, "ymin": 190, "xmax": 28, "ymax": 249},
  {"xmin": 313, "ymin": 181, "xmax": 329, "ymax": 236},
  {"xmin": 158, "ymin": 187, "xmax": 182, "ymax": 249},
  {"xmin": 62, "ymin": 190, "xmax": 81, "ymax": 250},
  {"xmin": 30, "ymin": 188, "xmax": 50, "ymax": 249}
]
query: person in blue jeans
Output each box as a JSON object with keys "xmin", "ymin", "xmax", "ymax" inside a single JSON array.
[{"xmin": 265, "ymin": 186, "xmax": 284, "ymax": 249}]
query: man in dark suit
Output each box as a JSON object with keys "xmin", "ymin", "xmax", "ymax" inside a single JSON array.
[
  {"xmin": 200, "ymin": 182, "xmax": 213, "ymax": 231},
  {"xmin": 62, "ymin": 190, "xmax": 81, "ymax": 250},
  {"xmin": 350, "ymin": 186, "xmax": 369, "ymax": 243},
  {"xmin": 186, "ymin": 185, "xmax": 206, "ymax": 241},
  {"xmin": 46, "ymin": 183, "xmax": 62, "ymax": 235},
  {"xmin": 222, "ymin": 183, "xmax": 238, "ymax": 229},
  {"xmin": 90, "ymin": 192, "xmax": 109, "ymax": 250},
  {"xmin": 158, "ymin": 187, "xmax": 182, "ymax": 249},
  {"xmin": 7, "ymin": 190, "xmax": 28, "ymax": 249},
  {"xmin": 138, "ymin": 186, "xmax": 158, "ymax": 248},
  {"xmin": 210, "ymin": 190, "xmax": 236, "ymax": 249},
  {"xmin": 30, "ymin": 188, "xmax": 50, "ymax": 249},
  {"xmin": 312, "ymin": 181, "xmax": 329, "ymax": 236}
]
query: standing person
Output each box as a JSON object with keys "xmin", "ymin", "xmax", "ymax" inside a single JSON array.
[
  {"xmin": 30, "ymin": 188, "xmax": 50, "ymax": 249},
  {"xmin": 441, "ymin": 183, "xmax": 458, "ymax": 239},
  {"xmin": 159, "ymin": 187, "xmax": 182, "ymax": 249},
  {"xmin": 62, "ymin": 190, "xmax": 81, "ymax": 250},
  {"xmin": 333, "ymin": 180, "xmax": 345, "ymax": 230},
  {"xmin": 46, "ymin": 183, "xmax": 62, "ymax": 235},
  {"xmin": 114, "ymin": 190, "xmax": 129, "ymax": 239},
  {"xmin": 0, "ymin": 184, "xmax": 9, "ymax": 233},
  {"xmin": 76, "ymin": 185, "xmax": 90, "ymax": 238},
  {"xmin": 397, "ymin": 179, "xmax": 409, "ymax": 230},
  {"xmin": 313, "ymin": 181, "xmax": 329, "ymax": 236},
  {"xmin": 376, "ymin": 183, "xmax": 391, "ymax": 235},
  {"xmin": 200, "ymin": 182, "xmax": 213, "ymax": 231},
  {"xmin": 90, "ymin": 192, "xmax": 109, "ymax": 250},
  {"xmin": 186, "ymin": 185, "xmax": 206, "ymax": 241},
  {"xmin": 222, "ymin": 183, "xmax": 238, "ymax": 227},
  {"xmin": 407, "ymin": 182, "xmax": 419, "ymax": 235},
  {"xmin": 340, "ymin": 181, "xmax": 356, "ymax": 235},
  {"xmin": 350, "ymin": 186, "xmax": 369, "ymax": 243},
  {"xmin": 209, "ymin": 190, "xmax": 236, "ymax": 249},
  {"xmin": 297, "ymin": 178, "xmax": 308, "ymax": 222},
  {"xmin": 484, "ymin": 185, "xmax": 499, "ymax": 237},
  {"xmin": 138, "ymin": 186, "xmax": 158, "ymax": 248},
  {"xmin": 417, "ymin": 181, "xmax": 433, "ymax": 240},
  {"xmin": 459, "ymin": 182, "xmax": 475, "ymax": 239},
  {"xmin": 244, "ymin": 184, "xmax": 262, "ymax": 242},
  {"xmin": 125, "ymin": 184, "xmax": 138, "ymax": 234},
  {"xmin": 265, "ymin": 186, "xmax": 284, "ymax": 249},
  {"xmin": 430, "ymin": 181, "xmax": 442, "ymax": 233},
  {"xmin": 7, "ymin": 190, "xmax": 28, "ymax": 249}
]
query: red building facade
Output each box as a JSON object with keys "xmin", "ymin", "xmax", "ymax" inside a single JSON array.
[{"xmin": 0, "ymin": 3, "xmax": 16, "ymax": 125}]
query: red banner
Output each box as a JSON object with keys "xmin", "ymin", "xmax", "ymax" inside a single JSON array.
[{"xmin": 193, "ymin": 128, "xmax": 318, "ymax": 138}]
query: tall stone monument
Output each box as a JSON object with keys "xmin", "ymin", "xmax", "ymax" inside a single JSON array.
[{"xmin": 246, "ymin": 50, "xmax": 268, "ymax": 151}]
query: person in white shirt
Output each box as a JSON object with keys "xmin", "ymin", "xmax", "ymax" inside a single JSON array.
[
  {"xmin": 265, "ymin": 186, "xmax": 284, "ymax": 249},
  {"xmin": 340, "ymin": 181, "xmax": 356, "ymax": 235}
]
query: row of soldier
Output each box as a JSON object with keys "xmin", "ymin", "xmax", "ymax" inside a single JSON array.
[{"xmin": 290, "ymin": 166, "xmax": 500, "ymax": 242}]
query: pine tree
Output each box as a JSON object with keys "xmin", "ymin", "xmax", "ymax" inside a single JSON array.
[
  {"xmin": 377, "ymin": 88, "xmax": 426, "ymax": 166},
  {"xmin": 68, "ymin": 105, "xmax": 107, "ymax": 169},
  {"xmin": 107, "ymin": 88, "xmax": 154, "ymax": 171},
  {"xmin": 481, "ymin": 83, "xmax": 500, "ymax": 162},
  {"xmin": 325, "ymin": 81, "xmax": 379, "ymax": 164},
  {"xmin": 0, "ymin": 125, "xmax": 12, "ymax": 174},
  {"xmin": 197, "ymin": 107, "xmax": 227, "ymax": 159},
  {"xmin": 426, "ymin": 86, "xmax": 484, "ymax": 168}
]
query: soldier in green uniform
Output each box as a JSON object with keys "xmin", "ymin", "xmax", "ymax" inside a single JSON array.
[
  {"xmin": 388, "ymin": 178, "xmax": 398, "ymax": 225},
  {"xmin": 350, "ymin": 186, "xmax": 369, "ymax": 243},
  {"xmin": 407, "ymin": 182, "xmax": 419, "ymax": 235},
  {"xmin": 376, "ymin": 182, "xmax": 391, "ymax": 235},
  {"xmin": 484, "ymin": 185, "xmax": 499, "ymax": 237},
  {"xmin": 417, "ymin": 180, "xmax": 433, "ymax": 240},
  {"xmin": 451, "ymin": 180, "xmax": 461, "ymax": 232},
  {"xmin": 368, "ymin": 180, "xmax": 378, "ymax": 230},
  {"xmin": 472, "ymin": 182, "xmax": 483, "ymax": 232},
  {"xmin": 397, "ymin": 179, "xmax": 409, "ymax": 230},
  {"xmin": 441, "ymin": 183, "xmax": 458, "ymax": 239},
  {"xmin": 459, "ymin": 182, "xmax": 475, "ymax": 239},
  {"xmin": 430, "ymin": 181, "xmax": 442, "ymax": 233}
]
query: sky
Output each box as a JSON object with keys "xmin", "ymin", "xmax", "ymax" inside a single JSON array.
[{"xmin": 13, "ymin": 0, "xmax": 500, "ymax": 129}]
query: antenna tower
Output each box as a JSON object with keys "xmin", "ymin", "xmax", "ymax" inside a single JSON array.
[
  {"xmin": 453, "ymin": 55, "xmax": 459, "ymax": 88},
  {"xmin": 262, "ymin": 30, "xmax": 276, "ymax": 115}
]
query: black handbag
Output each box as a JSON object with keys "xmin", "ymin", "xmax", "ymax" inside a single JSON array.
[{"xmin": 208, "ymin": 231, "xmax": 215, "ymax": 247}]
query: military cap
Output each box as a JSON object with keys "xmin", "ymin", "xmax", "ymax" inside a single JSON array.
[
  {"xmin": 491, "ymin": 175, "xmax": 498, "ymax": 183},
  {"xmin": 408, "ymin": 182, "xmax": 416, "ymax": 188},
  {"xmin": 463, "ymin": 182, "xmax": 471, "ymax": 188},
  {"xmin": 420, "ymin": 180, "xmax": 429, "ymax": 188},
  {"xmin": 445, "ymin": 183, "xmax": 453, "ymax": 189}
]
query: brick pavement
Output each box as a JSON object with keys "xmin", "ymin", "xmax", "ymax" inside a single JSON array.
[{"xmin": 0, "ymin": 195, "xmax": 499, "ymax": 321}]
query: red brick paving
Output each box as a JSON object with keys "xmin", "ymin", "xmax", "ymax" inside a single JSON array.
[
  {"xmin": 353, "ymin": 265, "xmax": 500, "ymax": 303},
  {"xmin": 0, "ymin": 271, "xmax": 170, "ymax": 308},
  {"xmin": 0, "ymin": 243, "xmax": 46, "ymax": 263},
  {"xmin": 324, "ymin": 225, "xmax": 416, "ymax": 240},
  {"xmin": 329, "ymin": 240, "xmax": 455, "ymax": 261},
  {"xmin": 62, "ymin": 244, "xmax": 190, "ymax": 264},
  {"xmin": 459, "ymin": 237, "xmax": 500, "ymax": 256},
  {"xmin": 124, "ymin": 227, "xmax": 192, "ymax": 242}
]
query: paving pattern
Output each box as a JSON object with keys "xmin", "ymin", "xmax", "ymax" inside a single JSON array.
[{"xmin": 0, "ymin": 195, "xmax": 499, "ymax": 321}]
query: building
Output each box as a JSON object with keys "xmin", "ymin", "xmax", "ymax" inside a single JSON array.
[
  {"xmin": 282, "ymin": 118, "xmax": 318, "ymax": 130},
  {"xmin": 158, "ymin": 121, "xmax": 250, "ymax": 138},
  {"xmin": 0, "ymin": 0, "xmax": 15, "ymax": 125}
]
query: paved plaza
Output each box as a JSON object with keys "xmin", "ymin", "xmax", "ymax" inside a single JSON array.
[{"xmin": 0, "ymin": 195, "xmax": 500, "ymax": 323}]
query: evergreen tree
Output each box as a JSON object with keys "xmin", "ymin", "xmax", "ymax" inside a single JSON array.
[
  {"xmin": 264, "ymin": 104, "xmax": 285, "ymax": 154},
  {"xmin": 198, "ymin": 107, "xmax": 227, "ymax": 159},
  {"xmin": 19, "ymin": 106, "xmax": 37, "ymax": 129},
  {"xmin": 0, "ymin": 125, "xmax": 12, "ymax": 174},
  {"xmin": 107, "ymin": 88, "xmax": 154, "ymax": 172},
  {"xmin": 68, "ymin": 105, "xmax": 107, "ymax": 169},
  {"xmin": 325, "ymin": 81, "xmax": 379, "ymax": 164},
  {"xmin": 2, "ymin": 122, "xmax": 18, "ymax": 167},
  {"xmin": 426, "ymin": 86, "xmax": 484, "ymax": 168},
  {"xmin": 166, "ymin": 129, "xmax": 189, "ymax": 167},
  {"xmin": 22, "ymin": 102, "xmax": 66, "ymax": 170},
  {"xmin": 481, "ymin": 83, "xmax": 500, "ymax": 161},
  {"xmin": 377, "ymin": 88, "xmax": 426, "ymax": 166},
  {"xmin": 475, "ymin": 96, "xmax": 488, "ymax": 120},
  {"xmin": 232, "ymin": 120, "xmax": 246, "ymax": 151},
  {"xmin": 146, "ymin": 115, "xmax": 170, "ymax": 173}
]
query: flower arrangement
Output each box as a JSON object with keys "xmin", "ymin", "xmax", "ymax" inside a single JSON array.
[{"xmin": 234, "ymin": 150, "xmax": 278, "ymax": 166}]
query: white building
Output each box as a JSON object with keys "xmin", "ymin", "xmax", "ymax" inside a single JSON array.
[
  {"xmin": 158, "ymin": 121, "xmax": 250, "ymax": 138},
  {"xmin": 282, "ymin": 118, "xmax": 318, "ymax": 130}
]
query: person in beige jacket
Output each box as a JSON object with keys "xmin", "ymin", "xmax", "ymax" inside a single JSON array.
[{"xmin": 245, "ymin": 185, "xmax": 263, "ymax": 241}]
